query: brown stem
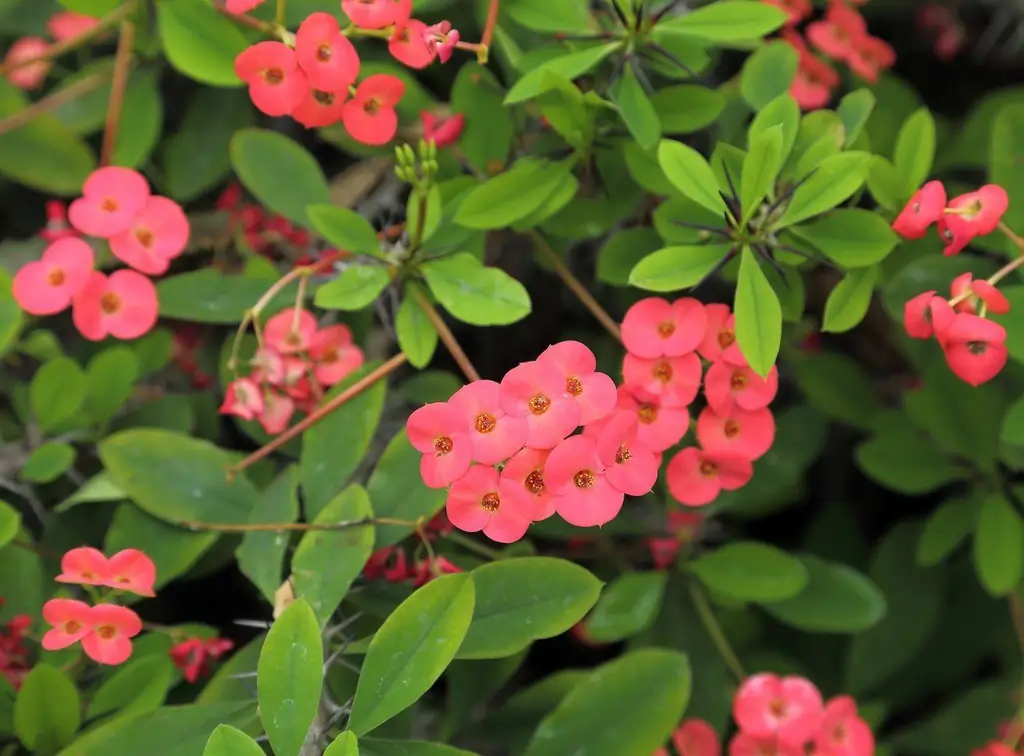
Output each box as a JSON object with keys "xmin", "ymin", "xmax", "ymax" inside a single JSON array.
[
  {"xmin": 213, "ymin": 0, "xmax": 278, "ymax": 33},
  {"xmin": 0, "ymin": 72, "xmax": 108, "ymax": 138},
  {"xmin": 100, "ymin": 19, "xmax": 135, "ymax": 167},
  {"xmin": 226, "ymin": 352, "xmax": 409, "ymax": 475},
  {"xmin": 409, "ymin": 287, "xmax": 481, "ymax": 382},
  {"xmin": 529, "ymin": 231, "xmax": 623, "ymax": 344},
  {"xmin": 480, "ymin": 0, "xmax": 500, "ymax": 50},
  {"xmin": 176, "ymin": 515, "xmax": 416, "ymax": 533}
]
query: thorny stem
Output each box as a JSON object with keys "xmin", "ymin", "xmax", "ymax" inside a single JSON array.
[
  {"xmin": 176, "ymin": 515, "xmax": 417, "ymax": 533},
  {"xmin": 529, "ymin": 231, "xmax": 623, "ymax": 344},
  {"xmin": 226, "ymin": 352, "xmax": 409, "ymax": 475},
  {"xmin": 688, "ymin": 579, "xmax": 746, "ymax": 682},
  {"xmin": 0, "ymin": 72, "xmax": 108, "ymax": 138},
  {"xmin": 100, "ymin": 19, "xmax": 135, "ymax": 167},
  {"xmin": 409, "ymin": 286, "xmax": 482, "ymax": 382}
]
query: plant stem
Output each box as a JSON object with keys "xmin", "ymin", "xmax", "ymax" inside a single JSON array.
[
  {"xmin": 0, "ymin": 72, "xmax": 108, "ymax": 138},
  {"xmin": 409, "ymin": 286, "xmax": 481, "ymax": 382},
  {"xmin": 529, "ymin": 231, "xmax": 623, "ymax": 344},
  {"xmin": 480, "ymin": 0, "xmax": 500, "ymax": 51},
  {"xmin": 275, "ymin": 0, "xmax": 287, "ymax": 27},
  {"xmin": 688, "ymin": 579, "xmax": 746, "ymax": 682},
  {"xmin": 100, "ymin": 18, "xmax": 135, "ymax": 167},
  {"xmin": 176, "ymin": 515, "xmax": 417, "ymax": 533},
  {"xmin": 213, "ymin": 1, "xmax": 277, "ymax": 34},
  {"xmin": 226, "ymin": 352, "xmax": 409, "ymax": 475},
  {"xmin": 445, "ymin": 530, "xmax": 503, "ymax": 561}
]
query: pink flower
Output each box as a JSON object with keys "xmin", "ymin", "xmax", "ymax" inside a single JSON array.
[
  {"xmin": 666, "ymin": 447, "xmax": 753, "ymax": 507},
  {"xmin": 500, "ymin": 447, "xmax": 559, "ymax": 521},
  {"xmin": 234, "ymin": 41, "xmax": 309, "ymax": 117},
  {"xmin": 251, "ymin": 346, "xmax": 287, "ymax": 384},
  {"xmin": 733, "ymin": 673, "xmax": 824, "ymax": 747},
  {"xmin": 939, "ymin": 185, "xmax": 1010, "ymax": 256},
  {"xmin": 665, "ymin": 719, "xmax": 721, "ymax": 756},
  {"xmin": 226, "ymin": 0, "xmax": 265, "ymax": 11},
  {"xmin": 421, "ymin": 110, "xmax": 464, "ymax": 148},
  {"xmin": 106, "ymin": 549, "xmax": 157, "ymax": 597},
  {"xmin": 622, "ymin": 352, "xmax": 702, "ymax": 408},
  {"xmin": 903, "ymin": 291, "xmax": 954, "ymax": 339},
  {"xmin": 41, "ymin": 599, "xmax": 92, "ymax": 652},
  {"xmin": 342, "ymin": 74, "xmax": 405, "ymax": 146},
  {"xmin": 364, "ymin": 547, "xmax": 410, "ymax": 582},
  {"xmin": 170, "ymin": 636, "xmax": 234, "ymax": 683},
  {"xmin": 449, "ymin": 380, "xmax": 529, "ymax": 465},
  {"xmin": 698, "ymin": 304, "xmax": 745, "ymax": 364},
  {"xmin": 72, "ymin": 270, "xmax": 159, "ymax": 342},
  {"xmin": 782, "ymin": 30, "xmax": 839, "ymax": 111},
  {"xmin": 892, "ymin": 181, "xmax": 946, "ymax": 239},
  {"xmin": 595, "ymin": 411, "xmax": 659, "ymax": 496},
  {"xmin": 221, "ymin": 378, "xmax": 265, "ymax": 421},
  {"xmin": 108, "ymin": 196, "xmax": 190, "ymax": 275},
  {"xmin": 423, "ymin": 21, "xmax": 459, "ymax": 63},
  {"xmin": 342, "ymin": 0, "xmax": 412, "ymax": 29},
  {"xmin": 47, "ymin": 11, "xmax": 100, "ymax": 42},
  {"xmin": 55, "ymin": 547, "xmax": 109, "ymax": 587},
  {"xmin": 500, "ymin": 360, "xmax": 581, "ymax": 449},
  {"xmin": 295, "ymin": 13, "xmax": 360, "ymax": 91},
  {"xmin": 970, "ymin": 279, "xmax": 1010, "ymax": 315},
  {"xmin": 696, "ymin": 406, "xmax": 775, "ymax": 461},
  {"xmin": 614, "ymin": 385, "xmax": 689, "ymax": 453},
  {"xmin": 537, "ymin": 340, "xmax": 618, "ymax": 423},
  {"xmin": 973, "ymin": 743, "xmax": 1017, "ymax": 756},
  {"xmin": 258, "ymin": 390, "xmax": 294, "ymax": 435},
  {"xmin": 704, "ymin": 362, "xmax": 779, "ymax": 414},
  {"xmin": 81, "ymin": 604, "xmax": 142, "ymax": 665},
  {"xmin": 939, "ymin": 313, "xmax": 1007, "ymax": 386},
  {"xmin": 309, "ymin": 325, "xmax": 364, "ymax": 385},
  {"xmin": 407, "ymin": 402, "xmax": 473, "ymax": 488},
  {"xmin": 4, "ymin": 37, "xmax": 50, "ymax": 90},
  {"xmin": 806, "ymin": 2, "xmax": 867, "ymax": 61},
  {"xmin": 292, "ymin": 88, "xmax": 348, "ymax": 128},
  {"xmin": 544, "ymin": 435, "xmax": 624, "ymax": 527},
  {"xmin": 12, "ymin": 238, "xmax": 93, "ymax": 315},
  {"xmin": 622, "ymin": 297, "xmax": 707, "ymax": 359},
  {"xmin": 445, "ymin": 465, "xmax": 535, "ymax": 543},
  {"xmin": 264, "ymin": 307, "xmax": 318, "ymax": 354},
  {"xmin": 847, "ymin": 35, "xmax": 896, "ymax": 83},
  {"xmin": 69, "ymin": 167, "xmax": 151, "ymax": 238},
  {"xmin": 389, "ymin": 18, "xmax": 436, "ymax": 69},
  {"xmin": 813, "ymin": 696, "xmax": 874, "ymax": 756},
  {"xmin": 728, "ymin": 733, "xmax": 803, "ymax": 756},
  {"xmin": 411, "ymin": 556, "xmax": 462, "ymax": 586}
]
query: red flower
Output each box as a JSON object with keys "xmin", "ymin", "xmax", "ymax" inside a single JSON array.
[
  {"xmin": 4, "ymin": 37, "xmax": 50, "ymax": 90},
  {"xmin": 389, "ymin": 18, "xmax": 436, "ymax": 69},
  {"xmin": 234, "ymin": 41, "xmax": 308, "ymax": 117},
  {"xmin": 499, "ymin": 360, "xmax": 581, "ymax": 449},
  {"xmin": 703, "ymin": 362, "xmax": 779, "ymax": 414},
  {"xmin": 622, "ymin": 352, "xmax": 702, "ymax": 408},
  {"xmin": 449, "ymin": 379, "xmax": 529, "ymax": 465},
  {"xmin": 732, "ymin": 673, "xmax": 824, "ymax": 747},
  {"xmin": 813, "ymin": 695, "xmax": 874, "ymax": 756},
  {"xmin": 72, "ymin": 270, "xmax": 159, "ymax": 342},
  {"xmin": 292, "ymin": 88, "xmax": 348, "ymax": 128},
  {"xmin": 41, "ymin": 598, "xmax": 92, "ymax": 652},
  {"xmin": 970, "ymin": 279, "xmax": 1011, "ymax": 315},
  {"xmin": 500, "ymin": 447, "xmax": 559, "ymax": 521},
  {"xmin": 445, "ymin": 465, "xmax": 536, "ymax": 543},
  {"xmin": 309, "ymin": 324, "xmax": 364, "ymax": 385},
  {"xmin": 109, "ymin": 196, "xmax": 190, "ymax": 276},
  {"xmin": 537, "ymin": 340, "xmax": 618, "ymax": 423},
  {"xmin": 806, "ymin": 3, "xmax": 867, "ymax": 61},
  {"xmin": 364, "ymin": 547, "xmax": 410, "ymax": 581},
  {"xmin": 47, "ymin": 11, "xmax": 100, "ymax": 42},
  {"xmin": 422, "ymin": 21, "xmax": 459, "ymax": 63},
  {"xmin": 221, "ymin": 378, "xmax": 265, "ymax": 421},
  {"xmin": 594, "ymin": 410, "xmax": 659, "ymax": 496},
  {"xmin": 421, "ymin": 110, "xmax": 464, "ymax": 148},
  {"xmin": 698, "ymin": 303, "xmax": 745, "ymax": 364},
  {"xmin": 892, "ymin": 180, "xmax": 946, "ymax": 239},
  {"xmin": 940, "ymin": 313, "xmax": 1008, "ymax": 386},
  {"xmin": 666, "ymin": 447, "xmax": 753, "ymax": 507},
  {"xmin": 622, "ymin": 297, "xmax": 707, "ymax": 359},
  {"xmin": 728, "ymin": 733, "xmax": 803, "ymax": 756},
  {"xmin": 903, "ymin": 291, "xmax": 953, "ymax": 340},
  {"xmin": 258, "ymin": 390, "xmax": 295, "ymax": 435},
  {"xmin": 696, "ymin": 406, "xmax": 775, "ymax": 461},
  {"xmin": 781, "ymin": 29, "xmax": 838, "ymax": 112},
  {"xmin": 940, "ymin": 185, "xmax": 1010, "ymax": 255},
  {"xmin": 295, "ymin": 13, "xmax": 360, "ymax": 92},
  {"xmin": 170, "ymin": 636, "xmax": 234, "ymax": 683},
  {"xmin": 106, "ymin": 549, "xmax": 157, "ymax": 597},
  {"xmin": 264, "ymin": 307, "xmax": 318, "ymax": 354},
  {"xmin": 847, "ymin": 35, "xmax": 896, "ymax": 83},
  {"xmin": 411, "ymin": 556, "xmax": 462, "ymax": 587},
  {"xmin": 407, "ymin": 402, "xmax": 473, "ymax": 488},
  {"xmin": 12, "ymin": 238, "xmax": 94, "ymax": 316},
  {"xmin": 613, "ymin": 385, "xmax": 689, "ymax": 453},
  {"xmin": 545, "ymin": 435, "xmax": 624, "ymax": 527},
  {"xmin": 69, "ymin": 166, "xmax": 151, "ymax": 238},
  {"xmin": 342, "ymin": 0, "xmax": 412, "ymax": 29},
  {"xmin": 55, "ymin": 547, "xmax": 110, "ymax": 588},
  {"xmin": 342, "ymin": 74, "xmax": 405, "ymax": 146},
  {"xmin": 761, "ymin": 0, "xmax": 811, "ymax": 25},
  {"xmin": 664, "ymin": 719, "xmax": 721, "ymax": 756},
  {"xmin": 81, "ymin": 604, "xmax": 142, "ymax": 665},
  {"xmin": 225, "ymin": 0, "xmax": 265, "ymax": 11}
]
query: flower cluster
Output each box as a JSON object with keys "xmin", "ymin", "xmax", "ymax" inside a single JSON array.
[
  {"xmin": 896, "ymin": 181, "xmax": 1012, "ymax": 386},
  {"xmin": 917, "ymin": 4, "xmax": 965, "ymax": 61},
  {"xmin": 221, "ymin": 307, "xmax": 365, "ymax": 434},
  {"xmin": 766, "ymin": 0, "xmax": 894, "ymax": 110},
  {"xmin": 3, "ymin": 10, "xmax": 99, "ymax": 90},
  {"xmin": 231, "ymin": 0, "xmax": 458, "ymax": 145},
  {"xmin": 363, "ymin": 548, "xmax": 461, "ymax": 587},
  {"xmin": 41, "ymin": 548, "xmax": 155, "ymax": 665},
  {"xmin": 12, "ymin": 167, "xmax": 191, "ymax": 343},
  {"xmin": 169, "ymin": 636, "xmax": 234, "ymax": 683},
  {"xmin": 0, "ymin": 599, "xmax": 31, "ymax": 689},
  {"xmin": 619, "ymin": 298, "xmax": 777, "ymax": 508}
]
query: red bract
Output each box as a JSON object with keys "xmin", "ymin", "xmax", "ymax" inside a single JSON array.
[
  {"xmin": 292, "ymin": 88, "xmax": 348, "ymax": 128},
  {"xmin": 423, "ymin": 21, "xmax": 459, "ymax": 63},
  {"xmin": 0, "ymin": 608, "xmax": 31, "ymax": 689},
  {"xmin": 445, "ymin": 465, "xmax": 536, "ymax": 543},
  {"xmin": 654, "ymin": 718, "xmax": 721, "ymax": 756},
  {"xmin": 295, "ymin": 13, "xmax": 360, "ymax": 91},
  {"xmin": 407, "ymin": 402, "xmax": 473, "ymax": 488},
  {"xmin": 806, "ymin": 3, "xmax": 867, "ymax": 61},
  {"xmin": 733, "ymin": 673, "xmax": 825, "ymax": 748},
  {"xmin": 12, "ymin": 238, "xmax": 93, "ymax": 315},
  {"xmin": 622, "ymin": 297, "xmax": 707, "ymax": 359},
  {"xmin": 696, "ymin": 406, "xmax": 775, "ymax": 461},
  {"xmin": 364, "ymin": 547, "xmax": 410, "ymax": 582},
  {"xmin": 4, "ymin": 37, "xmax": 50, "ymax": 90},
  {"xmin": 342, "ymin": 74, "xmax": 405, "ymax": 146},
  {"xmin": 970, "ymin": 279, "xmax": 1011, "ymax": 315},
  {"xmin": 389, "ymin": 18, "xmax": 436, "ymax": 69},
  {"xmin": 595, "ymin": 411, "xmax": 659, "ymax": 496},
  {"xmin": 847, "ymin": 35, "xmax": 896, "ymax": 83},
  {"xmin": 421, "ymin": 110, "xmax": 464, "ymax": 148},
  {"xmin": 449, "ymin": 380, "xmax": 529, "ymax": 465},
  {"xmin": 973, "ymin": 743, "xmax": 1016, "ymax": 756},
  {"xmin": 69, "ymin": 167, "xmax": 151, "ymax": 238},
  {"xmin": 81, "ymin": 603, "xmax": 142, "ymax": 665},
  {"xmin": 698, "ymin": 303, "xmax": 745, "ymax": 364},
  {"xmin": 72, "ymin": 270, "xmax": 159, "ymax": 342},
  {"xmin": 55, "ymin": 547, "xmax": 109, "ymax": 587},
  {"xmin": 170, "ymin": 637, "xmax": 234, "ymax": 683},
  {"xmin": 892, "ymin": 180, "xmax": 946, "ymax": 239},
  {"xmin": 221, "ymin": 378, "xmax": 265, "ymax": 421},
  {"xmin": 225, "ymin": 0, "xmax": 265, "ymax": 11},
  {"xmin": 109, "ymin": 195, "xmax": 190, "ymax": 275},
  {"xmin": 342, "ymin": 0, "xmax": 412, "ymax": 29},
  {"xmin": 41, "ymin": 598, "xmax": 92, "ymax": 651},
  {"xmin": 903, "ymin": 291, "xmax": 954, "ymax": 340},
  {"xmin": 264, "ymin": 307, "xmax": 318, "ymax": 354},
  {"xmin": 259, "ymin": 390, "xmax": 295, "ymax": 434},
  {"xmin": 940, "ymin": 313, "xmax": 1008, "ymax": 386},
  {"xmin": 106, "ymin": 549, "xmax": 157, "ymax": 597},
  {"xmin": 813, "ymin": 696, "xmax": 874, "ymax": 756},
  {"xmin": 411, "ymin": 556, "xmax": 462, "ymax": 587},
  {"xmin": 47, "ymin": 11, "xmax": 100, "ymax": 42},
  {"xmin": 544, "ymin": 435, "xmax": 624, "ymax": 527},
  {"xmin": 941, "ymin": 186, "xmax": 1010, "ymax": 255},
  {"xmin": 728, "ymin": 733, "xmax": 802, "ymax": 756},
  {"xmin": 781, "ymin": 30, "xmax": 839, "ymax": 111},
  {"xmin": 614, "ymin": 385, "xmax": 689, "ymax": 453},
  {"xmin": 309, "ymin": 324, "xmax": 364, "ymax": 385},
  {"xmin": 704, "ymin": 362, "xmax": 779, "ymax": 414},
  {"xmin": 666, "ymin": 447, "xmax": 753, "ymax": 507},
  {"xmin": 537, "ymin": 340, "xmax": 617, "ymax": 423},
  {"xmin": 500, "ymin": 447, "xmax": 559, "ymax": 521},
  {"xmin": 622, "ymin": 352, "xmax": 702, "ymax": 408},
  {"xmin": 500, "ymin": 360, "xmax": 581, "ymax": 449},
  {"xmin": 234, "ymin": 41, "xmax": 308, "ymax": 117},
  {"xmin": 760, "ymin": 0, "xmax": 811, "ymax": 25}
]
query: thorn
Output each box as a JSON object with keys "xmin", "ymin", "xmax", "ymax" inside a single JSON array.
[
  {"xmin": 766, "ymin": 170, "xmax": 815, "ymax": 218},
  {"xmin": 751, "ymin": 243, "xmax": 791, "ymax": 285},
  {"xmin": 670, "ymin": 220, "xmax": 732, "ymax": 237},
  {"xmin": 604, "ymin": 0, "xmax": 630, "ymax": 27},
  {"xmin": 639, "ymin": 43, "xmax": 698, "ymax": 80},
  {"xmin": 233, "ymin": 618, "xmax": 272, "ymax": 629},
  {"xmin": 776, "ymin": 243, "xmax": 839, "ymax": 270},
  {"xmin": 689, "ymin": 246, "xmax": 738, "ymax": 292},
  {"xmin": 650, "ymin": 0, "xmax": 680, "ymax": 24}
]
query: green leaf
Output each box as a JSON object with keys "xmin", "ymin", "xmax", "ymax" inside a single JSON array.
[
  {"xmin": 359, "ymin": 740, "xmax": 479, "ymax": 756},
  {"xmin": 230, "ymin": 129, "xmax": 330, "ymax": 228},
  {"xmin": 506, "ymin": 0, "xmax": 592, "ymax": 33},
  {"xmin": 973, "ymin": 494, "xmax": 1024, "ymax": 597},
  {"xmin": 990, "ymin": 103, "xmax": 1024, "ymax": 234},
  {"xmin": 21, "ymin": 443, "xmax": 75, "ymax": 484},
  {"xmin": 836, "ymin": 89, "xmax": 876, "ymax": 147},
  {"xmin": 59, "ymin": 0, "xmax": 119, "ymax": 15},
  {"xmin": 791, "ymin": 209, "xmax": 898, "ymax": 267},
  {"xmin": 749, "ymin": 94, "xmax": 800, "ymax": 167},
  {"xmin": 87, "ymin": 656, "xmax": 174, "ymax": 720},
  {"xmin": 0, "ymin": 499, "xmax": 20, "ymax": 549},
  {"xmin": 292, "ymin": 485, "xmax": 375, "ymax": 628},
  {"xmin": 523, "ymin": 649, "xmax": 690, "ymax": 756},
  {"xmin": 740, "ymin": 41, "xmax": 797, "ymax": 111},
  {"xmin": 0, "ymin": 268, "xmax": 24, "ymax": 358},
  {"xmin": 740, "ymin": 125, "xmax": 783, "ymax": 222},
  {"xmin": 31, "ymin": 357, "xmax": 87, "ymax": 432},
  {"xmin": 454, "ymin": 159, "xmax": 574, "ymax": 230},
  {"xmin": 651, "ymin": 85, "xmax": 726, "ymax": 135},
  {"xmin": 691, "ymin": 542, "xmax": 808, "ymax": 603},
  {"xmin": 890, "ymin": 680, "xmax": 1015, "ymax": 756},
  {"xmin": 323, "ymin": 732, "xmax": 359, "ymax": 756},
  {"xmin": 821, "ymin": 265, "xmax": 878, "ymax": 334},
  {"xmin": 734, "ymin": 248, "xmax": 782, "ymax": 377},
  {"xmin": 893, "ymin": 107, "xmax": 936, "ymax": 199},
  {"xmin": 313, "ymin": 266, "xmax": 391, "ymax": 311},
  {"xmin": 396, "ymin": 285, "xmax": 438, "ymax": 368},
  {"xmin": 204, "ymin": 725, "xmax": 265, "ymax": 756},
  {"xmin": 628, "ymin": 244, "xmax": 732, "ymax": 292},
  {"xmin": 237, "ymin": 467, "xmax": 299, "ymax": 602},
  {"xmin": 349, "ymin": 574, "xmax": 476, "ymax": 736},
  {"xmin": 306, "ymin": 205, "xmax": 381, "ymax": 257},
  {"xmin": 421, "ymin": 253, "xmax": 531, "ymax": 326},
  {"xmin": 1005, "ymin": 395, "xmax": 1024, "ymax": 445},
  {"xmin": 365, "ymin": 430, "xmax": 446, "ymax": 549},
  {"xmin": 450, "ymin": 63, "xmax": 513, "ymax": 175},
  {"xmin": 98, "ymin": 429, "xmax": 258, "ymax": 525},
  {"xmin": 111, "ymin": 70, "xmax": 162, "ymax": 168},
  {"xmin": 658, "ymin": 139, "xmax": 726, "ymax": 214},
  {"xmin": 504, "ymin": 44, "xmax": 621, "ymax": 105},
  {"xmin": 656, "ymin": 2, "xmax": 787, "ymax": 41},
  {"xmin": 86, "ymin": 346, "xmax": 138, "ymax": 424},
  {"xmin": 157, "ymin": 0, "xmax": 249, "ymax": 87},
  {"xmin": 917, "ymin": 497, "xmax": 977, "ymax": 567},
  {"xmin": 855, "ymin": 413, "xmax": 966, "ymax": 495},
  {"xmin": 845, "ymin": 522, "xmax": 945, "ymax": 694},
  {"xmin": 584, "ymin": 571, "xmax": 666, "ymax": 643},
  {"xmin": 458, "ymin": 557, "xmax": 603, "ymax": 659},
  {"xmin": 258, "ymin": 598, "xmax": 324, "ymax": 756},
  {"xmin": 790, "ymin": 351, "xmax": 884, "ymax": 432},
  {"xmin": 596, "ymin": 228, "xmax": 662, "ymax": 286},
  {"xmin": 761, "ymin": 554, "xmax": 886, "ymax": 633},
  {"xmin": 611, "ymin": 65, "xmax": 660, "ymax": 151},
  {"xmin": 158, "ymin": 269, "xmax": 296, "ymax": 324},
  {"xmin": 992, "ymin": 286, "xmax": 1024, "ymax": 365},
  {"xmin": 15, "ymin": 665, "xmax": 80, "ymax": 754},
  {"xmin": 778, "ymin": 151, "xmax": 871, "ymax": 227},
  {"xmin": 865, "ymin": 156, "xmax": 902, "ymax": 212}
]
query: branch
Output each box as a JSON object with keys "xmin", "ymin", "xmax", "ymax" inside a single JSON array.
[
  {"xmin": 409, "ymin": 286, "xmax": 481, "ymax": 382},
  {"xmin": 176, "ymin": 515, "xmax": 416, "ymax": 533},
  {"xmin": 100, "ymin": 18, "xmax": 135, "ymax": 167},
  {"xmin": 0, "ymin": 72, "xmax": 108, "ymax": 138}
]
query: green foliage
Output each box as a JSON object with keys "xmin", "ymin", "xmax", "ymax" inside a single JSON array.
[
  {"xmin": 654, "ymin": 2, "xmax": 787, "ymax": 42},
  {"xmin": 236, "ymin": 468, "xmax": 299, "ymax": 602},
  {"xmin": 15, "ymin": 665, "xmax": 80, "ymax": 755},
  {"xmin": 779, "ymin": 152, "xmax": 871, "ymax": 227},
  {"xmin": 583, "ymin": 572, "xmax": 666, "ymax": 643},
  {"xmin": 157, "ymin": 0, "xmax": 249, "ymax": 87},
  {"xmin": 420, "ymin": 254, "xmax": 531, "ymax": 326},
  {"xmin": 973, "ymin": 495, "xmax": 1024, "ymax": 596},
  {"xmin": 822, "ymin": 266, "xmax": 879, "ymax": 334},
  {"xmin": 893, "ymin": 107, "xmax": 936, "ymax": 199},
  {"xmin": 690, "ymin": 542, "xmax": 808, "ymax": 603},
  {"xmin": 157, "ymin": 269, "xmax": 295, "ymax": 324},
  {"xmin": 734, "ymin": 249, "xmax": 782, "ymax": 377},
  {"xmin": 658, "ymin": 140, "xmax": 726, "ymax": 214},
  {"xmin": 740, "ymin": 41, "xmax": 797, "ymax": 111},
  {"xmin": 203, "ymin": 726, "xmax": 265, "ymax": 756}
]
